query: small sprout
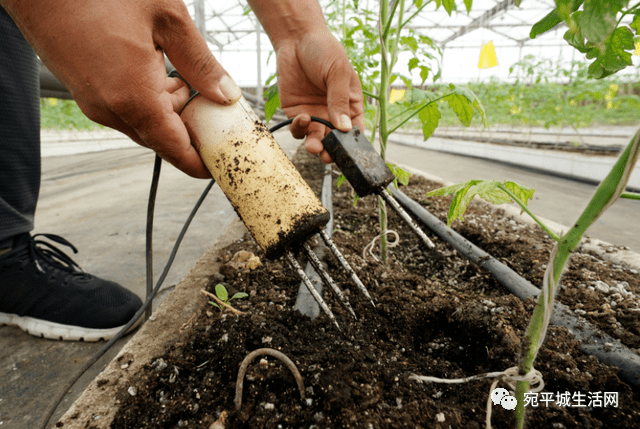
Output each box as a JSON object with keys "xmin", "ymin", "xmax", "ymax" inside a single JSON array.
[{"xmin": 209, "ymin": 284, "xmax": 248, "ymax": 310}]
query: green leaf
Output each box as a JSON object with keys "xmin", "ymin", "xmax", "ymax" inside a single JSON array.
[
  {"xmin": 418, "ymin": 103, "xmax": 441, "ymax": 140},
  {"xmin": 426, "ymin": 181, "xmax": 470, "ymax": 198},
  {"xmin": 530, "ymin": 9, "xmax": 563, "ymax": 39},
  {"xmin": 408, "ymin": 57, "xmax": 419, "ymax": 72},
  {"xmin": 419, "ymin": 35, "xmax": 437, "ymax": 48},
  {"xmin": 439, "ymin": 180, "xmax": 482, "ymax": 225},
  {"xmin": 503, "ymin": 181, "xmax": 535, "ymax": 206},
  {"xmin": 563, "ymin": 17, "xmax": 589, "ymax": 53},
  {"xmin": 427, "ymin": 180, "xmax": 533, "ymax": 226},
  {"xmin": 387, "ymin": 163, "xmax": 411, "ymax": 186},
  {"xmin": 472, "ymin": 98, "xmax": 487, "ymax": 128},
  {"xmin": 231, "ymin": 292, "xmax": 248, "ymax": 300},
  {"xmin": 444, "ymin": 93, "xmax": 474, "ymax": 127},
  {"xmin": 209, "ymin": 301, "xmax": 221, "ymax": 309},
  {"xmin": 215, "ymin": 284, "xmax": 228, "ymax": 302},
  {"xmin": 353, "ymin": 192, "xmax": 360, "ymax": 207},
  {"xmin": 474, "ymin": 181, "xmax": 514, "ymax": 205},
  {"xmin": 579, "ymin": 0, "xmax": 625, "ymax": 46},
  {"xmin": 401, "ymin": 36, "xmax": 418, "ymax": 53},
  {"xmin": 419, "ymin": 66, "xmax": 430, "ymax": 85},
  {"xmin": 631, "ymin": 15, "xmax": 640, "ymax": 33},
  {"xmin": 557, "ymin": 0, "xmax": 585, "ymax": 21},
  {"xmin": 264, "ymin": 86, "xmax": 280, "ymax": 123},
  {"xmin": 562, "ymin": 130, "xmax": 640, "ymax": 249},
  {"xmin": 532, "ymin": 1, "xmax": 587, "ymax": 39},
  {"xmin": 587, "ymin": 26, "xmax": 634, "ymax": 78},
  {"xmin": 445, "ymin": 85, "xmax": 487, "ymax": 128},
  {"xmin": 405, "ymin": 88, "xmax": 435, "ymax": 104},
  {"xmin": 464, "ymin": 0, "xmax": 473, "ymax": 14},
  {"xmin": 442, "ymin": 0, "xmax": 455, "ymax": 15},
  {"xmin": 337, "ymin": 173, "xmax": 347, "ymax": 188},
  {"xmin": 399, "ymin": 75, "xmax": 413, "ymax": 89},
  {"xmin": 265, "ymin": 72, "xmax": 277, "ymax": 86}
]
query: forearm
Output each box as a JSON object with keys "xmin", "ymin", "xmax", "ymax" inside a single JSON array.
[
  {"xmin": 0, "ymin": 0, "xmax": 57, "ymax": 57},
  {"xmin": 247, "ymin": 0, "xmax": 328, "ymax": 49}
]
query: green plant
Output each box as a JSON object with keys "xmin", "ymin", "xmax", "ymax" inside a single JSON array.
[
  {"xmin": 428, "ymin": 132, "xmax": 639, "ymax": 427},
  {"xmin": 207, "ymin": 284, "xmax": 248, "ymax": 311},
  {"xmin": 423, "ymin": 2, "xmax": 640, "ymax": 427},
  {"xmin": 531, "ymin": 0, "xmax": 640, "ymax": 79},
  {"xmin": 263, "ymin": 1, "xmax": 486, "ymax": 262},
  {"xmin": 326, "ymin": 0, "xmax": 486, "ymax": 262},
  {"xmin": 425, "ymin": 74, "xmax": 640, "ymax": 129},
  {"xmin": 40, "ymin": 98, "xmax": 103, "ymax": 130}
]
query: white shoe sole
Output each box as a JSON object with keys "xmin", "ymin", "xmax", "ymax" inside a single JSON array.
[{"xmin": 0, "ymin": 312, "xmax": 141, "ymax": 342}]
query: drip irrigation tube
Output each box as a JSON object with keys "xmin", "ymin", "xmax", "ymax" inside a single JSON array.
[{"xmin": 388, "ymin": 185, "xmax": 640, "ymax": 389}]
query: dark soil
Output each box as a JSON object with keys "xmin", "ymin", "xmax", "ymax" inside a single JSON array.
[{"xmin": 112, "ymin": 145, "xmax": 640, "ymax": 429}]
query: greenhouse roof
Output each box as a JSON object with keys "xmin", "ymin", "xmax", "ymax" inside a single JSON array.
[{"xmin": 186, "ymin": 0, "xmax": 639, "ymax": 85}]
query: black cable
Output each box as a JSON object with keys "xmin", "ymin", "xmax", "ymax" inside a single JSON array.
[
  {"xmin": 268, "ymin": 116, "xmax": 335, "ymax": 133},
  {"xmin": 42, "ymin": 113, "xmax": 335, "ymax": 428},
  {"xmin": 145, "ymin": 155, "xmax": 162, "ymax": 321},
  {"xmin": 40, "ymin": 157, "xmax": 214, "ymax": 429}
]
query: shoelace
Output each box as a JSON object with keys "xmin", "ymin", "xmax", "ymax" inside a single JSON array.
[{"xmin": 27, "ymin": 234, "xmax": 85, "ymax": 275}]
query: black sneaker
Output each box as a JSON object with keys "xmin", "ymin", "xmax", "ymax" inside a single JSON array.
[{"xmin": 0, "ymin": 233, "xmax": 143, "ymax": 341}]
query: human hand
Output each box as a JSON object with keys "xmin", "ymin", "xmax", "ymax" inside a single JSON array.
[
  {"xmin": 276, "ymin": 29, "xmax": 364, "ymax": 163},
  {"xmin": 3, "ymin": 0, "xmax": 242, "ymax": 178}
]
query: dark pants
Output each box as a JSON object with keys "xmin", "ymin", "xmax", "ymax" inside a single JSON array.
[{"xmin": 0, "ymin": 6, "xmax": 41, "ymax": 245}]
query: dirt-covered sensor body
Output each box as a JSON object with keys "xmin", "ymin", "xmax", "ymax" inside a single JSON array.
[
  {"xmin": 321, "ymin": 126, "xmax": 395, "ymax": 197},
  {"xmin": 181, "ymin": 95, "xmax": 329, "ymax": 258}
]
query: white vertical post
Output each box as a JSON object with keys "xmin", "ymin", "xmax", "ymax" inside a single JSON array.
[
  {"xmin": 194, "ymin": 0, "xmax": 206, "ymax": 38},
  {"xmin": 440, "ymin": 45, "xmax": 445, "ymax": 86},
  {"xmin": 256, "ymin": 18, "xmax": 263, "ymax": 102},
  {"xmin": 517, "ymin": 41, "xmax": 524, "ymax": 81}
]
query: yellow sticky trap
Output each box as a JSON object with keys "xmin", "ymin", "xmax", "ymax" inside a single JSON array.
[
  {"xmin": 478, "ymin": 41, "xmax": 498, "ymax": 69},
  {"xmin": 389, "ymin": 89, "xmax": 405, "ymax": 104}
]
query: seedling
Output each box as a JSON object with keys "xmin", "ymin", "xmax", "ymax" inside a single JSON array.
[
  {"xmin": 406, "ymin": 4, "xmax": 640, "ymax": 427},
  {"xmin": 205, "ymin": 284, "xmax": 248, "ymax": 313}
]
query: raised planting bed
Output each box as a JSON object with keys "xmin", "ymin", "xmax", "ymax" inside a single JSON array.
[{"xmin": 60, "ymin": 145, "xmax": 640, "ymax": 429}]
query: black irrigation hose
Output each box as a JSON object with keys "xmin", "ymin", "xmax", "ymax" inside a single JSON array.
[{"xmin": 388, "ymin": 185, "xmax": 640, "ymax": 389}]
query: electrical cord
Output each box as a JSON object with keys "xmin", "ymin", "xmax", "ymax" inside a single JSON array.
[
  {"xmin": 40, "ymin": 114, "xmax": 336, "ymax": 429},
  {"xmin": 268, "ymin": 116, "xmax": 335, "ymax": 133},
  {"xmin": 39, "ymin": 158, "xmax": 215, "ymax": 429},
  {"xmin": 145, "ymin": 155, "xmax": 162, "ymax": 321}
]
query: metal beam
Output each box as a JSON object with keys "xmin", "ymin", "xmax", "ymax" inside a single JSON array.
[
  {"xmin": 406, "ymin": 22, "xmax": 548, "ymax": 30},
  {"xmin": 440, "ymin": 0, "xmax": 515, "ymax": 46}
]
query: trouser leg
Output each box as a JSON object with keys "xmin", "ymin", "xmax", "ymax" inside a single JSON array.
[{"xmin": 0, "ymin": 6, "xmax": 41, "ymax": 245}]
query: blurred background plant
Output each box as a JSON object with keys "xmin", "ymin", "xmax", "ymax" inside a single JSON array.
[{"xmin": 40, "ymin": 98, "xmax": 104, "ymax": 130}]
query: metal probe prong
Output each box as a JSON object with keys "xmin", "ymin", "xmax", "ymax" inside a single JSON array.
[
  {"xmin": 318, "ymin": 229, "xmax": 375, "ymax": 307},
  {"xmin": 302, "ymin": 242, "xmax": 357, "ymax": 320},
  {"xmin": 285, "ymin": 251, "xmax": 341, "ymax": 330},
  {"xmin": 379, "ymin": 189, "xmax": 435, "ymax": 249}
]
